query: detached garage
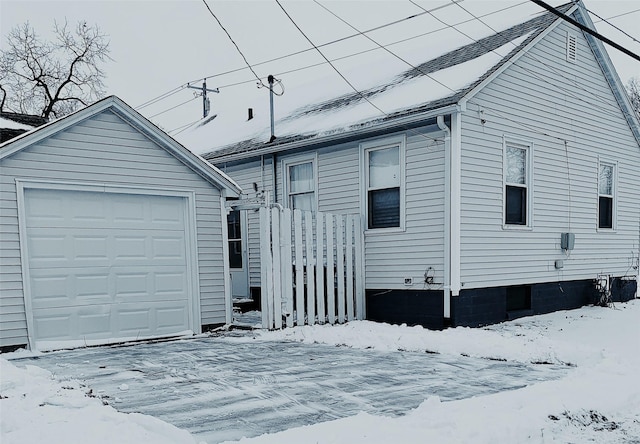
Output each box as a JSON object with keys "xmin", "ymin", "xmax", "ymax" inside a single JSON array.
[{"xmin": 0, "ymin": 96, "xmax": 241, "ymax": 351}]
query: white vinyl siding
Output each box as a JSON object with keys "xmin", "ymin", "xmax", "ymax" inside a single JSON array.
[
  {"xmin": 0, "ymin": 110, "xmax": 226, "ymax": 347},
  {"xmin": 459, "ymin": 20, "xmax": 640, "ymax": 289},
  {"xmin": 272, "ymin": 129, "xmax": 445, "ymax": 290}
]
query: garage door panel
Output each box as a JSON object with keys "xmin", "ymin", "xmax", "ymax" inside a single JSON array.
[{"xmin": 23, "ymin": 188, "xmax": 195, "ymax": 349}]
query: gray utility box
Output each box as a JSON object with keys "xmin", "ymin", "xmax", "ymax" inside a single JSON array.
[{"xmin": 561, "ymin": 233, "xmax": 575, "ymax": 251}]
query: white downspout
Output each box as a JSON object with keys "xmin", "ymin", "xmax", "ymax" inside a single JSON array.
[
  {"xmin": 438, "ymin": 113, "xmax": 462, "ymax": 321},
  {"xmin": 438, "ymin": 116, "xmax": 451, "ymax": 319},
  {"xmin": 450, "ymin": 112, "xmax": 462, "ymax": 298}
]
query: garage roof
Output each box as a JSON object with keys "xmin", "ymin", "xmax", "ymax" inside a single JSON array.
[{"xmin": 0, "ymin": 96, "xmax": 242, "ymax": 197}]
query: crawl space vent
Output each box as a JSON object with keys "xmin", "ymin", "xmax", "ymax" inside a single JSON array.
[{"xmin": 566, "ymin": 32, "xmax": 577, "ymax": 63}]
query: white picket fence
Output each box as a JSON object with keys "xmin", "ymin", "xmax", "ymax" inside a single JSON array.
[{"xmin": 259, "ymin": 207, "xmax": 365, "ymax": 329}]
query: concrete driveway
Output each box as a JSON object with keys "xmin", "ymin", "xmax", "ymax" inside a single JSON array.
[{"xmin": 14, "ymin": 332, "xmax": 567, "ymax": 443}]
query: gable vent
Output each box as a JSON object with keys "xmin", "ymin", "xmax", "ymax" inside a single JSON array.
[{"xmin": 566, "ymin": 32, "xmax": 577, "ymax": 63}]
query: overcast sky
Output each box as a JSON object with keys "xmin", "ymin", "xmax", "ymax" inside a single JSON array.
[{"xmin": 2, "ymin": 0, "xmax": 639, "ymax": 133}]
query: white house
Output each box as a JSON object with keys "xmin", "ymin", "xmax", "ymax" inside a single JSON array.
[
  {"xmin": 181, "ymin": 1, "xmax": 640, "ymax": 329},
  {"xmin": 0, "ymin": 96, "xmax": 241, "ymax": 351}
]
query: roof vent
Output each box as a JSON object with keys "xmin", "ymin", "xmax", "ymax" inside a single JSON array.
[{"xmin": 566, "ymin": 32, "xmax": 577, "ymax": 63}]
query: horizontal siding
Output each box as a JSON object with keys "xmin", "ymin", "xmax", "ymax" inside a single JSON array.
[
  {"xmin": 0, "ymin": 110, "xmax": 227, "ymax": 347},
  {"xmin": 459, "ymin": 21, "xmax": 640, "ymax": 288},
  {"xmin": 274, "ymin": 128, "xmax": 447, "ymax": 290}
]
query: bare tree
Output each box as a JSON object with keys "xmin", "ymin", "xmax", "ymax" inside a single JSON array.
[
  {"xmin": 0, "ymin": 20, "xmax": 110, "ymax": 119},
  {"xmin": 627, "ymin": 77, "xmax": 640, "ymax": 118}
]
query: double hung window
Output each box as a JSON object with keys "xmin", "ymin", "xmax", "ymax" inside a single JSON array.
[
  {"xmin": 285, "ymin": 158, "xmax": 316, "ymax": 211},
  {"xmin": 504, "ymin": 141, "xmax": 531, "ymax": 226},
  {"xmin": 598, "ymin": 162, "xmax": 614, "ymax": 229},
  {"xmin": 363, "ymin": 137, "xmax": 405, "ymax": 230}
]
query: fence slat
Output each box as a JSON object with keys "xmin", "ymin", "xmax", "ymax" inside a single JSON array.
[
  {"xmin": 271, "ymin": 208, "xmax": 282, "ymax": 329},
  {"xmin": 281, "ymin": 208, "xmax": 294, "ymax": 328},
  {"xmin": 293, "ymin": 210, "xmax": 305, "ymax": 326},
  {"xmin": 326, "ymin": 214, "xmax": 335, "ymax": 324},
  {"xmin": 304, "ymin": 211, "xmax": 316, "ymax": 325},
  {"xmin": 315, "ymin": 212, "xmax": 326, "ymax": 324},
  {"xmin": 259, "ymin": 208, "xmax": 272, "ymax": 329},
  {"xmin": 354, "ymin": 214, "xmax": 365, "ymax": 320},
  {"xmin": 346, "ymin": 215, "xmax": 354, "ymax": 322},
  {"xmin": 336, "ymin": 216, "xmax": 345, "ymax": 324}
]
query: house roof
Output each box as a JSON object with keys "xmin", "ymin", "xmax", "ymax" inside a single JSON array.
[
  {"xmin": 0, "ymin": 96, "xmax": 242, "ymax": 197},
  {"xmin": 180, "ymin": 1, "xmax": 640, "ymax": 162},
  {"xmin": 0, "ymin": 112, "xmax": 48, "ymax": 129},
  {"xmin": 180, "ymin": 2, "xmax": 578, "ymax": 161}
]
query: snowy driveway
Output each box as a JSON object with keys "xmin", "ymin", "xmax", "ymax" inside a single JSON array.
[{"xmin": 15, "ymin": 332, "xmax": 568, "ymax": 443}]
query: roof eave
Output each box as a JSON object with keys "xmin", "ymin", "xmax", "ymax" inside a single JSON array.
[
  {"xmin": 209, "ymin": 103, "xmax": 463, "ymax": 164},
  {"xmin": 0, "ymin": 96, "xmax": 242, "ymax": 197}
]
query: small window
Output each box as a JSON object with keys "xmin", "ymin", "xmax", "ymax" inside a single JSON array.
[
  {"xmin": 506, "ymin": 286, "xmax": 531, "ymax": 312},
  {"xmin": 598, "ymin": 162, "xmax": 614, "ymax": 229},
  {"xmin": 504, "ymin": 142, "xmax": 530, "ymax": 226},
  {"xmin": 366, "ymin": 145, "xmax": 401, "ymax": 229},
  {"xmin": 285, "ymin": 159, "xmax": 316, "ymax": 211}
]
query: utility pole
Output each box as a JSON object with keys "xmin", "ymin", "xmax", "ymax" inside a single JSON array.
[{"xmin": 187, "ymin": 79, "xmax": 219, "ymax": 118}]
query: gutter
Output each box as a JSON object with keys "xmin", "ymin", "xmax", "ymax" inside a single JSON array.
[{"xmin": 211, "ymin": 104, "xmax": 463, "ymax": 164}]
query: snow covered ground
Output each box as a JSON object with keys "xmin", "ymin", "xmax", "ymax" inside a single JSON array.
[{"xmin": 2, "ymin": 300, "xmax": 639, "ymax": 443}]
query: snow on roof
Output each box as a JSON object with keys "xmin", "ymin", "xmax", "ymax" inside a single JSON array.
[
  {"xmin": 0, "ymin": 116, "xmax": 35, "ymax": 131},
  {"xmin": 178, "ymin": 1, "xmax": 573, "ymax": 159}
]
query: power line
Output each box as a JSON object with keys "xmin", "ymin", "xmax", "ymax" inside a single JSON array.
[
  {"xmin": 585, "ymin": 7, "xmax": 640, "ymax": 45},
  {"xmin": 529, "ymin": 0, "xmax": 640, "ymax": 62},
  {"xmin": 149, "ymin": 96, "xmax": 198, "ymax": 119},
  {"xmin": 134, "ymin": 1, "xmax": 527, "ymax": 114},
  {"xmin": 200, "ymin": 0, "xmax": 268, "ymax": 88},
  {"xmin": 274, "ymin": 0, "xmax": 392, "ymax": 121},
  {"xmin": 593, "ymin": 8, "xmax": 640, "ymax": 24}
]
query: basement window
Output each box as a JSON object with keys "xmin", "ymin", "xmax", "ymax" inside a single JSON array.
[{"xmin": 506, "ymin": 286, "xmax": 531, "ymax": 312}]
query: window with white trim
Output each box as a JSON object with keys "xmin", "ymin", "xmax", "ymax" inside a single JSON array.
[
  {"xmin": 364, "ymin": 141, "xmax": 403, "ymax": 229},
  {"xmin": 598, "ymin": 162, "xmax": 614, "ymax": 229},
  {"xmin": 285, "ymin": 158, "xmax": 316, "ymax": 211},
  {"xmin": 504, "ymin": 141, "xmax": 531, "ymax": 226}
]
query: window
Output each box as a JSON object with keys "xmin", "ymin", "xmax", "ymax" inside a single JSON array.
[
  {"xmin": 598, "ymin": 162, "xmax": 614, "ymax": 229},
  {"xmin": 506, "ymin": 286, "xmax": 531, "ymax": 312},
  {"xmin": 227, "ymin": 209, "xmax": 242, "ymax": 269},
  {"xmin": 285, "ymin": 158, "xmax": 316, "ymax": 211},
  {"xmin": 504, "ymin": 141, "xmax": 531, "ymax": 226},
  {"xmin": 364, "ymin": 139, "xmax": 404, "ymax": 230}
]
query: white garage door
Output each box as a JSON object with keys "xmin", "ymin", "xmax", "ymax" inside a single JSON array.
[{"xmin": 22, "ymin": 188, "xmax": 194, "ymax": 350}]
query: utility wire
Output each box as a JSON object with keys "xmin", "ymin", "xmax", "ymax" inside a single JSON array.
[
  {"xmin": 134, "ymin": 1, "xmax": 526, "ymax": 113},
  {"xmin": 529, "ymin": 0, "xmax": 640, "ymax": 62},
  {"xmin": 593, "ymin": 8, "xmax": 640, "ymax": 24},
  {"xmin": 314, "ymin": 0, "xmax": 457, "ymax": 94},
  {"xmin": 201, "ymin": 0, "xmax": 269, "ymax": 88},
  {"xmin": 149, "ymin": 96, "xmax": 198, "ymax": 119},
  {"xmin": 585, "ymin": 7, "xmax": 640, "ymax": 45},
  {"xmin": 274, "ymin": 0, "xmax": 393, "ymax": 119}
]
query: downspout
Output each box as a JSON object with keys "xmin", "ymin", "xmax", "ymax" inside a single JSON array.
[
  {"xmin": 438, "ymin": 112, "xmax": 462, "ymax": 320},
  {"xmin": 438, "ymin": 115, "xmax": 451, "ymax": 320}
]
